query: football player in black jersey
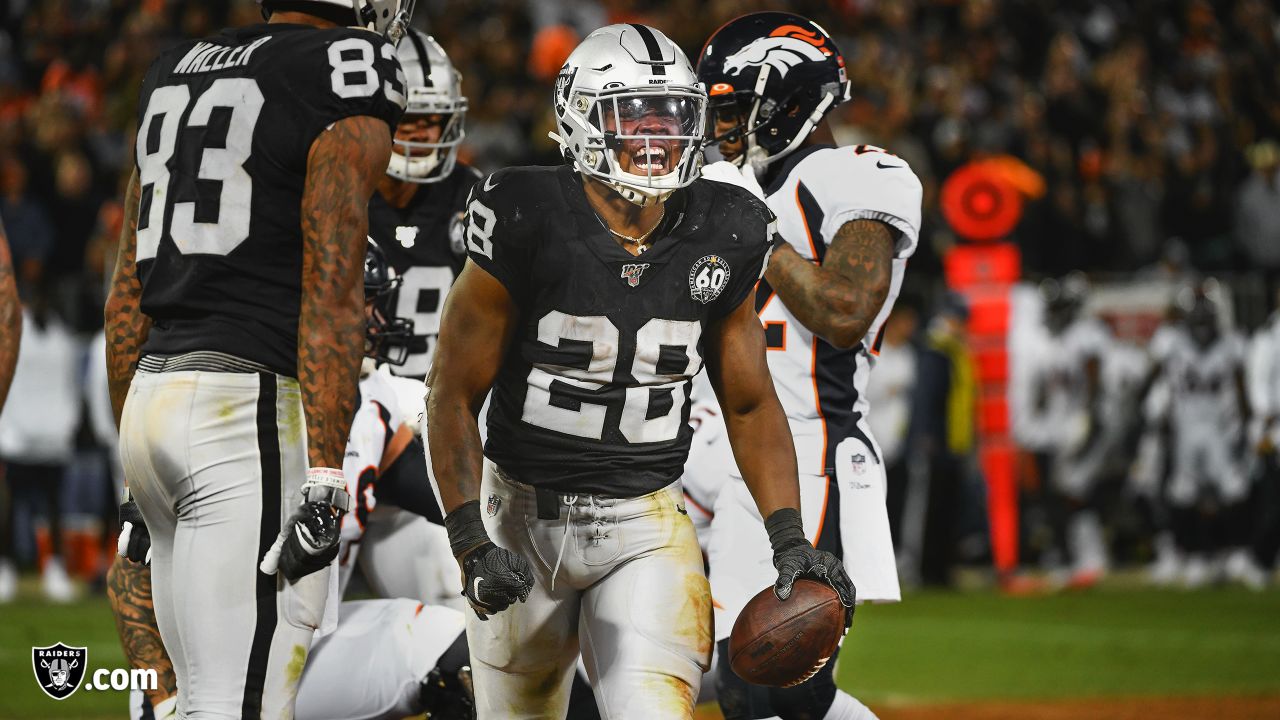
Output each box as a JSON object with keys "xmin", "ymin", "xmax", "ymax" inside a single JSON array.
[
  {"xmin": 104, "ymin": 1, "xmax": 411, "ymax": 716},
  {"xmin": 426, "ymin": 24, "xmax": 854, "ymax": 719},
  {"xmin": 368, "ymin": 29, "xmax": 482, "ymax": 381}
]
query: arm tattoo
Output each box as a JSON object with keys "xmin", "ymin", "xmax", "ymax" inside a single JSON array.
[
  {"xmin": 106, "ymin": 558, "xmax": 178, "ymax": 704},
  {"xmin": 0, "ymin": 221, "xmax": 19, "ymax": 409},
  {"xmin": 299, "ymin": 115, "xmax": 392, "ymax": 469},
  {"xmin": 764, "ymin": 219, "xmax": 895, "ymax": 349},
  {"xmin": 104, "ymin": 172, "xmax": 150, "ymax": 426}
]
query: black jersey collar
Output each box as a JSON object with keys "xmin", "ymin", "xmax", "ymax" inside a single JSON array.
[{"xmin": 559, "ymin": 167, "xmax": 700, "ymax": 271}]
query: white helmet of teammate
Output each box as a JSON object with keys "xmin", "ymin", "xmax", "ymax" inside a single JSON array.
[
  {"xmin": 258, "ymin": 0, "xmax": 415, "ymax": 43},
  {"xmin": 551, "ymin": 24, "xmax": 706, "ymax": 207},
  {"xmin": 387, "ymin": 30, "xmax": 467, "ymax": 184}
]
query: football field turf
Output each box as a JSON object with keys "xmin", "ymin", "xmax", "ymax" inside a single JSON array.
[{"xmin": 2, "ymin": 584, "xmax": 1278, "ymax": 719}]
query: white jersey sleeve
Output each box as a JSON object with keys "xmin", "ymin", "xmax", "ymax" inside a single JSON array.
[
  {"xmin": 770, "ymin": 145, "xmax": 923, "ymax": 260},
  {"xmin": 338, "ymin": 371, "xmax": 406, "ymax": 587}
]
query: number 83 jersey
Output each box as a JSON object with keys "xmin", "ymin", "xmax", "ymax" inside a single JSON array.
[
  {"xmin": 133, "ymin": 23, "xmax": 405, "ymax": 376},
  {"xmin": 463, "ymin": 166, "xmax": 773, "ymax": 497}
]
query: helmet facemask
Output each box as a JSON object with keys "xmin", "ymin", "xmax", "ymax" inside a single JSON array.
[
  {"xmin": 363, "ymin": 242, "xmax": 414, "ymax": 365},
  {"xmin": 388, "ymin": 102, "xmax": 467, "ymax": 183},
  {"xmin": 559, "ymin": 86, "xmax": 706, "ymax": 206}
]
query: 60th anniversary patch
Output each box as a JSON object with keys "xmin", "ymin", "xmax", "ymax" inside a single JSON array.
[{"xmin": 689, "ymin": 254, "xmax": 731, "ymax": 304}]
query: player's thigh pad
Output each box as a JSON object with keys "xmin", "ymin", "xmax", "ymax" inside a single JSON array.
[
  {"xmin": 466, "ymin": 462, "xmax": 581, "ymax": 719},
  {"xmin": 578, "ymin": 480, "xmax": 712, "ymax": 719}
]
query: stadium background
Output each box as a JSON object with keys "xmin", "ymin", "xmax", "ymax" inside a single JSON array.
[{"xmin": 1, "ymin": 0, "xmax": 1278, "ymax": 718}]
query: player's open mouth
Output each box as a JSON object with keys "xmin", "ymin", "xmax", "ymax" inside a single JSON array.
[{"xmin": 632, "ymin": 146, "xmax": 669, "ymax": 174}]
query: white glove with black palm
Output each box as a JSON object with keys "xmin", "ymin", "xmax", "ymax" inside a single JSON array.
[{"xmin": 117, "ymin": 489, "xmax": 151, "ymax": 565}]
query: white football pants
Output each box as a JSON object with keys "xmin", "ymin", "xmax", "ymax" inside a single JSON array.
[
  {"xmin": 121, "ymin": 369, "xmax": 329, "ymax": 720},
  {"xmin": 468, "ymin": 461, "xmax": 712, "ymax": 720}
]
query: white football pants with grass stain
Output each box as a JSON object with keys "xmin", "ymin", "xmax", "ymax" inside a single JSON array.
[
  {"xmin": 121, "ymin": 368, "xmax": 331, "ymax": 720},
  {"xmin": 467, "ymin": 461, "xmax": 712, "ymax": 720}
]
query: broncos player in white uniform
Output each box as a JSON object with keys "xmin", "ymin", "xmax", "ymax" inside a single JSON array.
[
  {"xmin": 695, "ymin": 12, "xmax": 922, "ymax": 720},
  {"xmin": 1152, "ymin": 288, "xmax": 1264, "ymax": 588}
]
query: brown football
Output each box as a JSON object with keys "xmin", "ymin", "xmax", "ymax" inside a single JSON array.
[{"xmin": 728, "ymin": 579, "xmax": 847, "ymax": 687}]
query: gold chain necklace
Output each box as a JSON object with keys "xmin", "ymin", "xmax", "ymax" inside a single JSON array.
[{"xmin": 601, "ymin": 206, "xmax": 666, "ymax": 253}]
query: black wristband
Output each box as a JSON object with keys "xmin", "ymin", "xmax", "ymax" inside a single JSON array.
[
  {"xmin": 444, "ymin": 500, "xmax": 491, "ymax": 558},
  {"xmin": 765, "ymin": 507, "xmax": 807, "ymax": 553}
]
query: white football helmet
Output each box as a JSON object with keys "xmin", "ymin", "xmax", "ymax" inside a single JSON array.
[
  {"xmin": 551, "ymin": 24, "xmax": 706, "ymax": 206},
  {"xmin": 387, "ymin": 30, "xmax": 467, "ymax": 183},
  {"xmin": 258, "ymin": 0, "xmax": 415, "ymax": 43}
]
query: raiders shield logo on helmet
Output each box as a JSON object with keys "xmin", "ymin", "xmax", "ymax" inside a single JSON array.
[{"xmin": 32, "ymin": 643, "xmax": 87, "ymax": 700}]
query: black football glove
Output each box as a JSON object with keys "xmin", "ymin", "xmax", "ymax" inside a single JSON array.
[
  {"xmin": 459, "ymin": 542, "xmax": 534, "ymax": 620},
  {"xmin": 117, "ymin": 493, "xmax": 151, "ymax": 565},
  {"xmin": 766, "ymin": 508, "xmax": 856, "ymax": 628},
  {"xmin": 259, "ymin": 501, "xmax": 341, "ymax": 582}
]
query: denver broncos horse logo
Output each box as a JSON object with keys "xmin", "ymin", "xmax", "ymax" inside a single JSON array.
[{"xmin": 723, "ymin": 25, "xmax": 833, "ymax": 79}]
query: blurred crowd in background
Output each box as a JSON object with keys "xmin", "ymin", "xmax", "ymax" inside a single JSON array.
[{"xmin": 0, "ymin": 0, "xmax": 1278, "ymax": 601}]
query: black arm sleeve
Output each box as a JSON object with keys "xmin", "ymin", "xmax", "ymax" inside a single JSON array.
[{"xmin": 374, "ymin": 436, "xmax": 444, "ymax": 525}]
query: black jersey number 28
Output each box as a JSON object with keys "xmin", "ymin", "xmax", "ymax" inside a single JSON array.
[{"xmin": 135, "ymin": 37, "xmax": 402, "ymax": 261}]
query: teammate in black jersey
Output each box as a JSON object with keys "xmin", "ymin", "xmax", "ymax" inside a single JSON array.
[
  {"xmin": 426, "ymin": 24, "xmax": 854, "ymax": 719},
  {"xmin": 104, "ymin": 1, "xmax": 410, "ymax": 716},
  {"xmin": 368, "ymin": 28, "xmax": 481, "ymax": 381}
]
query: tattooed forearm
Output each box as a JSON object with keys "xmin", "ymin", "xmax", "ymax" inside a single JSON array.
[
  {"xmin": 0, "ymin": 221, "xmax": 20, "ymax": 409},
  {"xmin": 106, "ymin": 557, "xmax": 178, "ymax": 705},
  {"xmin": 105, "ymin": 172, "xmax": 150, "ymax": 426},
  {"xmin": 299, "ymin": 115, "xmax": 392, "ymax": 469},
  {"xmin": 764, "ymin": 219, "xmax": 895, "ymax": 349}
]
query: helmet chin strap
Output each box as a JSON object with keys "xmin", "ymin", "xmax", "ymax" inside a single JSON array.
[
  {"xmin": 387, "ymin": 147, "xmax": 440, "ymax": 181},
  {"xmin": 605, "ymin": 179, "xmax": 672, "ymax": 207}
]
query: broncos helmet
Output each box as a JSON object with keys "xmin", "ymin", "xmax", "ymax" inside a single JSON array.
[
  {"xmin": 388, "ymin": 30, "xmax": 467, "ymax": 183},
  {"xmin": 697, "ymin": 12, "xmax": 850, "ymax": 171},
  {"xmin": 364, "ymin": 239, "xmax": 414, "ymax": 365},
  {"xmin": 257, "ymin": 0, "xmax": 415, "ymax": 43},
  {"xmin": 551, "ymin": 24, "xmax": 706, "ymax": 207}
]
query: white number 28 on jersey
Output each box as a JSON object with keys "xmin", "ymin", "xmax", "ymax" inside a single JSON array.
[{"xmin": 521, "ymin": 312, "xmax": 703, "ymax": 443}]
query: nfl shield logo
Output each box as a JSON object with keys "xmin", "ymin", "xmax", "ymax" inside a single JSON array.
[
  {"xmin": 851, "ymin": 453, "xmax": 867, "ymax": 476},
  {"xmin": 486, "ymin": 493, "xmax": 502, "ymax": 517},
  {"xmin": 621, "ymin": 263, "xmax": 649, "ymax": 287},
  {"xmin": 32, "ymin": 643, "xmax": 87, "ymax": 700}
]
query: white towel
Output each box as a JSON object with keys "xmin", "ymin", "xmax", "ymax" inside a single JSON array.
[{"xmin": 835, "ymin": 436, "xmax": 901, "ymax": 603}]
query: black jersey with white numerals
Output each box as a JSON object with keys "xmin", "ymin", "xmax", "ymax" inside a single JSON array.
[
  {"xmin": 463, "ymin": 165, "xmax": 773, "ymax": 497},
  {"xmin": 134, "ymin": 23, "xmax": 405, "ymax": 376},
  {"xmin": 368, "ymin": 163, "xmax": 481, "ymax": 379}
]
